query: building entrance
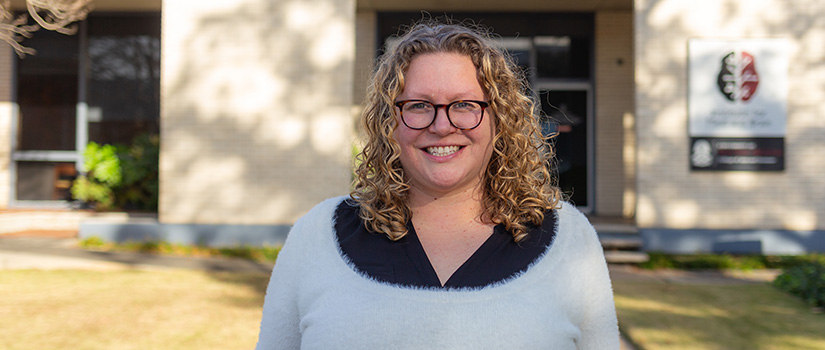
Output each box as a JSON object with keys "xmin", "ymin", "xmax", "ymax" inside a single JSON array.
[{"xmin": 377, "ymin": 12, "xmax": 595, "ymax": 211}]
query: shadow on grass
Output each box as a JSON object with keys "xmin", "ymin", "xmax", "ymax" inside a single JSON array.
[
  {"xmin": 614, "ymin": 281, "xmax": 825, "ymax": 350},
  {"xmin": 204, "ymin": 270, "xmax": 271, "ymax": 309}
]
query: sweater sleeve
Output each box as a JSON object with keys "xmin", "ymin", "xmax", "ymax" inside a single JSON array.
[
  {"xmin": 255, "ymin": 215, "xmax": 310, "ymax": 350},
  {"xmin": 564, "ymin": 205, "xmax": 620, "ymax": 350}
]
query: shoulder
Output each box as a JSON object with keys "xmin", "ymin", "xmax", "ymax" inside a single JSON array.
[
  {"xmin": 289, "ymin": 196, "xmax": 350, "ymax": 231},
  {"xmin": 552, "ymin": 201, "xmax": 600, "ymax": 250},
  {"xmin": 280, "ymin": 196, "xmax": 349, "ymax": 252},
  {"xmin": 556, "ymin": 200, "xmax": 588, "ymax": 220},
  {"xmin": 555, "ymin": 201, "xmax": 593, "ymax": 230},
  {"xmin": 298, "ymin": 195, "xmax": 350, "ymax": 223}
]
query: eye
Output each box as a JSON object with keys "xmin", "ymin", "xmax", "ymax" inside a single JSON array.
[
  {"xmin": 404, "ymin": 101, "xmax": 433, "ymax": 113},
  {"xmin": 451, "ymin": 101, "xmax": 479, "ymax": 112}
]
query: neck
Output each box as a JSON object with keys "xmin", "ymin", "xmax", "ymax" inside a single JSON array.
[{"xmin": 408, "ymin": 184, "xmax": 488, "ymax": 224}]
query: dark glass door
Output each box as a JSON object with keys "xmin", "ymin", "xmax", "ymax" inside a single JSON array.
[
  {"xmin": 539, "ymin": 89, "xmax": 590, "ymax": 207},
  {"xmin": 376, "ymin": 12, "xmax": 594, "ymax": 210}
]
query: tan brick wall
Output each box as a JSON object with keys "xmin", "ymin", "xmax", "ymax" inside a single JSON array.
[
  {"xmin": 354, "ymin": 11, "xmax": 376, "ymax": 106},
  {"xmin": 160, "ymin": 0, "xmax": 355, "ymax": 224},
  {"xmin": 595, "ymin": 11, "xmax": 635, "ymax": 218},
  {"xmin": 0, "ymin": 44, "xmax": 14, "ymax": 208},
  {"xmin": 351, "ymin": 11, "xmax": 376, "ymax": 145},
  {"xmin": 635, "ymin": 0, "xmax": 825, "ymax": 230}
]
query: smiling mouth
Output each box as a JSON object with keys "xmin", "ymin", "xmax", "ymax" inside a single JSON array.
[{"xmin": 425, "ymin": 146, "xmax": 461, "ymax": 157}]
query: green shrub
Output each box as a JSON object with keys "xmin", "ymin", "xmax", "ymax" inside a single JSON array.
[
  {"xmin": 640, "ymin": 253, "xmax": 767, "ymax": 270},
  {"xmin": 71, "ymin": 134, "xmax": 159, "ymax": 211},
  {"xmin": 77, "ymin": 237, "xmax": 282, "ymax": 264},
  {"xmin": 640, "ymin": 252, "xmax": 676, "ymax": 269},
  {"xmin": 773, "ymin": 258, "xmax": 825, "ymax": 309},
  {"xmin": 78, "ymin": 236, "xmax": 107, "ymax": 249},
  {"xmin": 639, "ymin": 253, "xmax": 825, "ymax": 271}
]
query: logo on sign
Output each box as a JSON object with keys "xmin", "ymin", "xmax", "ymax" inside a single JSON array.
[{"xmin": 716, "ymin": 51, "xmax": 759, "ymax": 102}]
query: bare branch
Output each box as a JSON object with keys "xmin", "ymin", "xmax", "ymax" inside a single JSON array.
[
  {"xmin": 27, "ymin": 0, "xmax": 92, "ymax": 35},
  {"xmin": 0, "ymin": 0, "xmax": 93, "ymax": 57},
  {"xmin": 0, "ymin": 0, "xmax": 39, "ymax": 57}
]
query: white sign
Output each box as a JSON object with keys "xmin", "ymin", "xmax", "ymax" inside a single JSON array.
[{"xmin": 688, "ymin": 39, "xmax": 788, "ymax": 137}]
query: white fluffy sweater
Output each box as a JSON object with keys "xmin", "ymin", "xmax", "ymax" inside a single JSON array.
[{"xmin": 256, "ymin": 197, "xmax": 619, "ymax": 349}]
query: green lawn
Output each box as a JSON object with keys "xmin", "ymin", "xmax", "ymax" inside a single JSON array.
[
  {"xmin": 614, "ymin": 279, "xmax": 825, "ymax": 350},
  {"xmin": 0, "ymin": 269, "xmax": 270, "ymax": 350},
  {"xmin": 5, "ymin": 267, "xmax": 825, "ymax": 349}
]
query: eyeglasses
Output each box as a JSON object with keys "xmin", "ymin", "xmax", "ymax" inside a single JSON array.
[{"xmin": 394, "ymin": 99, "xmax": 489, "ymax": 130}]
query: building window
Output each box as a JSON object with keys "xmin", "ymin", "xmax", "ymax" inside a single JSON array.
[
  {"xmin": 12, "ymin": 13, "xmax": 160, "ymax": 204},
  {"xmin": 16, "ymin": 28, "xmax": 79, "ymax": 151},
  {"xmin": 87, "ymin": 15, "xmax": 160, "ymax": 146}
]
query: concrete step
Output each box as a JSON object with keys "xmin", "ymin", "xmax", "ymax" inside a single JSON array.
[
  {"xmin": 604, "ymin": 250, "xmax": 649, "ymax": 264},
  {"xmin": 599, "ymin": 233, "xmax": 643, "ymax": 250},
  {"xmin": 592, "ymin": 221, "xmax": 647, "ymax": 263},
  {"xmin": 592, "ymin": 222, "xmax": 638, "ymax": 235}
]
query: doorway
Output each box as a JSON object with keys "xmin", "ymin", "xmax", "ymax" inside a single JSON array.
[
  {"xmin": 376, "ymin": 12, "xmax": 595, "ymax": 211},
  {"xmin": 495, "ymin": 35, "xmax": 594, "ymax": 210}
]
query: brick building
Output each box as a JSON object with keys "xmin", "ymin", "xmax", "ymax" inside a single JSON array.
[{"xmin": 1, "ymin": 0, "xmax": 823, "ymax": 253}]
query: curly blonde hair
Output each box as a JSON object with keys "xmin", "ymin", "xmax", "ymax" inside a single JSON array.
[{"xmin": 351, "ymin": 21, "xmax": 560, "ymax": 242}]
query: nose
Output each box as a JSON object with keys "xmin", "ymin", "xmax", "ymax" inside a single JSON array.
[{"xmin": 428, "ymin": 105, "xmax": 456, "ymax": 135}]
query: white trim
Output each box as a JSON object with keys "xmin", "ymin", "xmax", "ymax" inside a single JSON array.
[
  {"xmin": 8, "ymin": 200, "xmax": 74, "ymax": 209},
  {"xmin": 8, "ymin": 102, "xmax": 18, "ymax": 206},
  {"xmin": 8, "ymin": 51, "xmax": 18, "ymax": 207},
  {"xmin": 534, "ymin": 80, "xmax": 591, "ymax": 90},
  {"xmin": 493, "ymin": 37, "xmax": 531, "ymax": 51},
  {"xmin": 12, "ymin": 151, "xmax": 80, "ymax": 162},
  {"xmin": 76, "ymin": 21, "xmax": 89, "ymax": 172}
]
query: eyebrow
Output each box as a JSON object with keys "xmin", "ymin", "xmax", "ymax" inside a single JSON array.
[{"xmin": 398, "ymin": 91, "xmax": 484, "ymax": 101}]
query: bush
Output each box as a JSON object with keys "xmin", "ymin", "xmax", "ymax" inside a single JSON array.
[
  {"xmin": 640, "ymin": 253, "xmax": 769, "ymax": 270},
  {"xmin": 71, "ymin": 134, "xmax": 159, "ymax": 211},
  {"xmin": 77, "ymin": 237, "xmax": 281, "ymax": 264},
  {"xmin": 78, "ymin": 236, "xmax": 107, "ymax": 249},
  {"xmin": 773, "ymin": 257, "xmax": 825, "ymax": 309}
]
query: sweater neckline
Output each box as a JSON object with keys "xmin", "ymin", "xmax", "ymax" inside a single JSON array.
[{"xmin": 323, "ymin": 197, "xmax": 569, "ymax": 301}]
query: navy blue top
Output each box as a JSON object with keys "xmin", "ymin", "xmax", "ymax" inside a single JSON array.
[{"xmin": 334, "ymin": 199, "xmax": 557, "ymax": 289}]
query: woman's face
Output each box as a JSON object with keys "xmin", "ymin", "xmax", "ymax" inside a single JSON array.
[{"xmin": 393, "ymin": 52, "xmax": 496, "ymax": 199}]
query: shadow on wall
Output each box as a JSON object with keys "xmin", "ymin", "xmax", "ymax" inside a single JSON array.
[
  {"xmin": 161, "ymin": 0, "xmax": 354, "ymax": 226},
  {"xmin": 634, "ymin": 0, "xmax": 825, "ymax": 234}
]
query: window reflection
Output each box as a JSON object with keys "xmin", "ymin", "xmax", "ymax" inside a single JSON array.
[
  {"xmin": 16, "ymin": 30, "xmax": 79, "ymax": 151},
  {"xmin": 534, "ymin": 36, "xmax": 590, "ymax": 79},
  {"xmin": 87, "ymin": 15, "xmax": 161, "ymax": 146}
]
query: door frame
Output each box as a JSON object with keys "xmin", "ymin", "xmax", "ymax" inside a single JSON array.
[
  {"xmin": 496, "ymin": 37, "xmax": 595, "ymax": 213},
  {"xmin": 534, "ymin": 82, "xmax": 594, "ymax": 214},
  {"xmin": 7, "ymin": 22, "xmax": 88, "ymax": 208}
]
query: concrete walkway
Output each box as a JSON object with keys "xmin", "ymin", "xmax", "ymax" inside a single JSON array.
[{"xmin": 0, "ymin": 236, "xmax": 274, "ymax": 273}]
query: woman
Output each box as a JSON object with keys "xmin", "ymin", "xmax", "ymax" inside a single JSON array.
[{"xmin": 257, "ymin": 22, "xmax": 619, "ymax": 349}]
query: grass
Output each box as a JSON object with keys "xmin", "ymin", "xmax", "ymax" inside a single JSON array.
[
  {"xmin": 640, "ymin": 253, "xmax": 825, "ymax": 271},
  {"xmin": 613, "ymin": 278, "xmax": 825, "ymax": 350},
  {"xmin": 0, "ymin": 269, "xmax": 270, "ymax": 350},
  {"xmin": 9, "ymin": 243, "xmax": 825, "ymax": 349},
  {"xmin": 78, "ymin": 236, "xmax": 281, "ymax": 264}
]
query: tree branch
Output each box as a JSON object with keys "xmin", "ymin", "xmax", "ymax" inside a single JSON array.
[
  {"xmin": 0, "ymin": 1, "xmax": 38, "ymax": 57},
  {"xmin": 0, "ymin": 0, "xmax": 93, "ymax": 57},
  {"xmin": 27, "ymin": 0, "xmax": 92, "ymax": 35}
]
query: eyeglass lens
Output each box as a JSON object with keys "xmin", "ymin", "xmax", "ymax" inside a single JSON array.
[{"xmin": 400, "ymin": 101, "xmax": 484, "ymax": 130}]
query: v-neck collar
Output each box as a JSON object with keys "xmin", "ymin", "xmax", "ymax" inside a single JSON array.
[
  {"xmin": 334, "ymin": 200, "xmax": 557, "ymax": 290},
  {"xmin": 405, "ymin": 220, "xmax": 505, "ymax": 288}
]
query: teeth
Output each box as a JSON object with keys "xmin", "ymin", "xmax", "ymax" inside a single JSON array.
[{"xmin": 426, "ymin": 146, "xmax": 460, "ymax": 156}]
